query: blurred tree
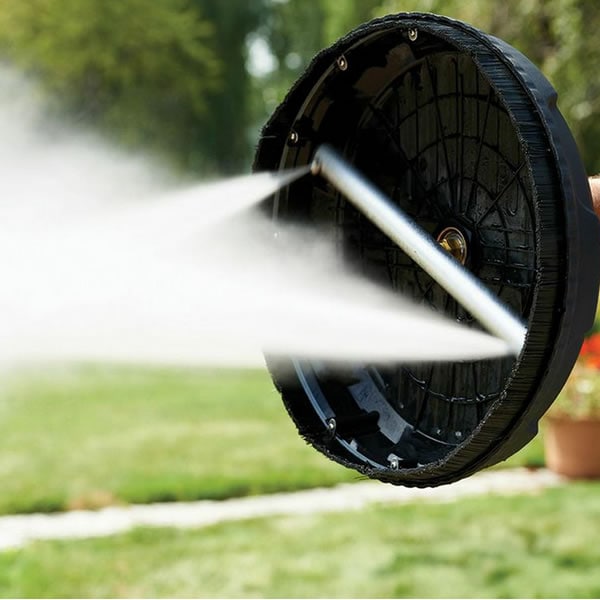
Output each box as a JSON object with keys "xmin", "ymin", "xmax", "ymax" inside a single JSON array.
[
  {"xmin": 250, "ymin": 0, "xmax": 327, "ymax": 127},
  {"xmin": 14, "ymin": 0, "xmax": 595, "ymax": 176},
  {"xmin": 0, "ymin": 0, "xmax": 393, "ymax": 174},
  {"xmin": 0, "ymin": 0, "xmax": 219, "ymax": 170},
  {"xmin": 374, "ymin": 0, "xmax": 600, "ymax": 173},
  {"xmin": 322, "ymin": 0, "xmax": 382, "ymax": 45},
  {"xmin": 191, "ymin": 0, "xmax": 269, "ymax": 173}
]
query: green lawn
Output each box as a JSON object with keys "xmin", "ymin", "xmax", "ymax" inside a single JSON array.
[
  {"xmin": 1, "ymin": 482, "xmax": 599, "ymax": 598},
  {"xmin": 0, "ymin": 365, "xmax": 544, "ymax": 515},
  {"xmin": 0, "ymin": 366, "xmax": 358, "ymax": 515}
]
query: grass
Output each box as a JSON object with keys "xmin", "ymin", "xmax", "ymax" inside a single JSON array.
[
  {"xmin": 0, "ymin": 482, "xmax": 599, "ymax": 598},
  {"xmin": 0, "ymin": 365, "xmax": 357, "ymax": 515},
  {"xmin": 0, "ymin": 364, "xmax": 545, "ymax": 515}
]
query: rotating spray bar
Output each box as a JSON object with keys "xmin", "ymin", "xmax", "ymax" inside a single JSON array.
[{"xmin": 310, "ymin": 145, "xmax": 527, "ymax": 355}]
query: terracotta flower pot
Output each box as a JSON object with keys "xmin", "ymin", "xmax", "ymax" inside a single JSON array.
[{"xmin": 544, "ymin": 416, "xmax": 600, "ymax": 478}]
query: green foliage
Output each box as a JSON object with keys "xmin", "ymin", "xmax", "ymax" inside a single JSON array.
[
  {"xmin": 248, "ymin": 1, "xmax": 327, "ymax": 133},
  {"xmin": 190, "ymin": 0, "xmax": 269, "ymax": 173},
  {"xmin": 0, "ymin": 0, "xmax": 219, "ymax": 169},
  {"xmin": 1, "ymin": 0, "xmax": 599, "ymax": 175},
  {"xmin": 321, "ymin": 0, "xmax": 384, "ymax": 45}
]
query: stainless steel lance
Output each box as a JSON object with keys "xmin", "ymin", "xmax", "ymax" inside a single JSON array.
[{"xmin": 311, "ymin": 144, "xmax": 527, "ymax": 355}]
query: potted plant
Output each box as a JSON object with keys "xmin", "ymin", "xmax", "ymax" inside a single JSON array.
[{"xmin": 544, "ymin": 331, "xmax": 600, "ymax": 478}]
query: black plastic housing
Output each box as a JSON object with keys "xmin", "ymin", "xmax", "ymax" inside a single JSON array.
[{"xmin": 254, "ymin": 13, "xmax": 600, "ymax": 486}]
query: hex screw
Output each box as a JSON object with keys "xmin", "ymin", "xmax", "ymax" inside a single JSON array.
[{"xmin": 336, "ymin": 55, "xmax": 348, "ymax": 71}]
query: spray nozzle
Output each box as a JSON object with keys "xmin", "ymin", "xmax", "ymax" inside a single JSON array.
[{"xmin": 310, "ymin": 155, "xmax": 322, "ymax": 176}]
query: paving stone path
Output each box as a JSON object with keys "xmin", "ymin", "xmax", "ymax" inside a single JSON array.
[{"xmin": 0, "ymin": 468, "xmax": 563, "ymax": 551}]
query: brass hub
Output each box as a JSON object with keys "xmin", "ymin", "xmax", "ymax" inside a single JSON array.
[{"xmin": 436, "ymin": 226, "xmax": 468, "ymax": 265}]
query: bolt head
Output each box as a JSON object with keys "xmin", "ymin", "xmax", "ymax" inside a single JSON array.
[{"xmin": 336, "ymin": 55, "xmax": 348, "ymax": 71}]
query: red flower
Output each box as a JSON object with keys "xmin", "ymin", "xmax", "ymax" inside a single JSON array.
[{"xmin": 580, "ymin": 333, "xmax": 600, "ymax": 369}]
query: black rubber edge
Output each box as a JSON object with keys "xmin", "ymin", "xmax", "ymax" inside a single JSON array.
[{"xmin": 254, "ymin": 13, "xmax": 600, "ymax": 486}]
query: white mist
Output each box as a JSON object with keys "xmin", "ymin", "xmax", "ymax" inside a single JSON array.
[{"xmin": 0, "ymin": 70, "xmax": 510, "ymax": 369}]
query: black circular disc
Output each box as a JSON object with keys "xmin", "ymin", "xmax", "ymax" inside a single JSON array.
[{"xmin": 253, "ymin": 13, "xmax": 600, "ymax": 486}]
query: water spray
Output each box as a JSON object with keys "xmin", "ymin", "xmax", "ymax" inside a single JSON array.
[
  {"xmin": 255, "ymin": 13, "xmax": 600, "ymax": 487},
  {"xmin": 0, "ymin": 78, "xmax": 509, "ymax": 371}
]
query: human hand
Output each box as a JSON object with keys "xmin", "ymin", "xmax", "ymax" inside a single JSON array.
[{"xmin": 589, "ymin": 176, "xmax": 600, "ymax": 220}]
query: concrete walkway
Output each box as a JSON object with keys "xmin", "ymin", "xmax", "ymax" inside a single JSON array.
[{"xmin": 0, "ymin": 468, "xmax": 563, "ymax": 551}]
